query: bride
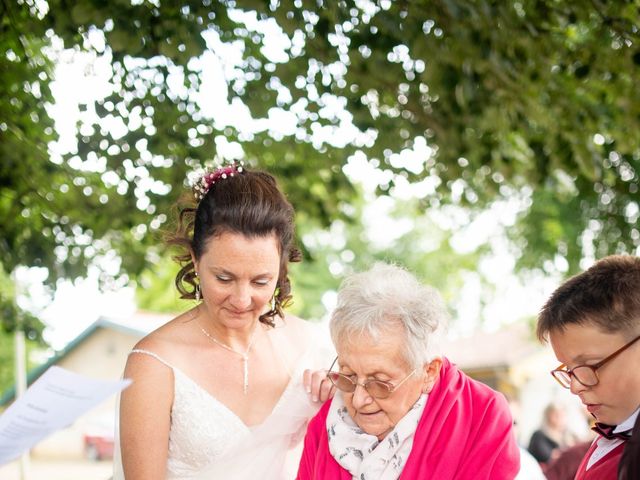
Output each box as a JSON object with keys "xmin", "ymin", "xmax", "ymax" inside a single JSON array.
[{"xmin": 113, "ymin": 164, "xmax": 333, "ymax": 479}]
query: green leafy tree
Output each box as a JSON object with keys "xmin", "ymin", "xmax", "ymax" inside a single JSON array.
[
  {"xmin": 3, "ymin": 0, "xmax": 640, "ymax": 338},
  {"xmin": 136, "ymin": 259, "xmax": 184, "ymax": 314},
  {"xmin": 241, "ymin": 0, "xmax": 640, "ymax": 273}
]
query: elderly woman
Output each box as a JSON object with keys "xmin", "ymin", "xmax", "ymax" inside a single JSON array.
[{"xmin": 297, "ymin": 263, "xmax": 520, "ymax": 479}]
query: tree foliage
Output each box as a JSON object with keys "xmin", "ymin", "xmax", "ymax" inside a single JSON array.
[
  {"xmin": 243, "ymin": 0, "xmax": 640, "ymax": 273},
  {"xmin": 2, "ymin": 0, "xmax": 640, "ymax": 334}
]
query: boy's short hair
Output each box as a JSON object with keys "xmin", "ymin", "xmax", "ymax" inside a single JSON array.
[{"xmin": 537, "ymin": 255, "xmax": 640, "ymax": 341}]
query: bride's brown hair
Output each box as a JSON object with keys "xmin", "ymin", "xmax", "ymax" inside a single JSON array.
[{"xmin": 167, "ymin": 168, "xmax": 301, "ymax": 327}]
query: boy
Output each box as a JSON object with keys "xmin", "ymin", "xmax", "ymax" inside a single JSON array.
[{"xmin": 536, "ymin": 254, "xmax": 640, "ymax": 479}]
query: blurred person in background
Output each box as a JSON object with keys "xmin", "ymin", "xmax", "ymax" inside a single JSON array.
[
  {"xmin": 542, "ymin": 405, "xmax": 594, "ymax": 480},
  {"xmin": 527, "ymin": 402, "xmax": 576, "ymax": 465}
]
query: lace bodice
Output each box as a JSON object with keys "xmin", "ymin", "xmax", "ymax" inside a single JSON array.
[
  {"xmin": 113, "ymin": 347, "xmax": 326, "ymax": 480},
  {"xmin": 129, "ymin": 351, "xmax": 252, "ymax": 477}
]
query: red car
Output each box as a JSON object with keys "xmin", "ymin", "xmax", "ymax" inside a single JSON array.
[{"xmin": 83, "ymin": 432, "xmax": 114, "ymax": 461}]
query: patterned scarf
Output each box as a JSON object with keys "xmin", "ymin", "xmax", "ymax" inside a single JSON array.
[{"xmin": 326, "ymin": 392, "xmax": 427, "ymax": 480}]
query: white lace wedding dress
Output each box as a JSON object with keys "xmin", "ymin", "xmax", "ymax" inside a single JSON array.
[{"xmin": 113, "ymin": 323, "xmax": 331, "ymax": 480}]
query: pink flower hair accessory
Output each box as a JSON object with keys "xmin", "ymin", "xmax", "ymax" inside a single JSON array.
[{"xmin": 192, "ymin": 161, "xmax": 244, "ymax": 202}]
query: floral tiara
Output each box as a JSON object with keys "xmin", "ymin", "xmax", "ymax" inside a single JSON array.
[{"xmin": 192, "ymin": 161, "xmax": 244, "ymax": 202}]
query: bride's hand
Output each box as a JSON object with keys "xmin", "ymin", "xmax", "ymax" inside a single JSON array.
[{"xmin": 303, "ymin": 369, "xmax": 335, "ymax": 403}]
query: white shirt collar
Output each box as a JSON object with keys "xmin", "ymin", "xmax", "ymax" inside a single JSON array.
[{"xmin": 614, "ymin": 406, "xmax": 639, "ymax": 433}]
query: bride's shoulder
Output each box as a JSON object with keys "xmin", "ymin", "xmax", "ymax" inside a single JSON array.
[{"xmin": 129, "ymin": 310, "xmax": 197, "ymax": 363}]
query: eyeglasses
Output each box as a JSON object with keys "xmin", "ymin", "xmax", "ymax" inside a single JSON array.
[
  {"xmin": 551, "ymin": 334, "xmax": 640, "ymax": 389},
  {"xmin": 326, "ymin": 356, "xmax": 417, "ymax": 399}
]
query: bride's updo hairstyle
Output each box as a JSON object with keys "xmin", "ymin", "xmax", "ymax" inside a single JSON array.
[{"xmin": 168, "ymin": 164, "xmax": 301, "ymax": 327}]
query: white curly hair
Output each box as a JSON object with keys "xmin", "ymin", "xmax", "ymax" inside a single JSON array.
[{"xmin": 329, "ymin": 262, "xmax": 448, "ymax": 369}]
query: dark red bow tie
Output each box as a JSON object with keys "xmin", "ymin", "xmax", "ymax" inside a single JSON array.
[{"xmin": 592, "ymin": 422, "xmax": 633, "ymax": 441}]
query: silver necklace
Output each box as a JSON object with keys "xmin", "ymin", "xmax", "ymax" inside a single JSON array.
[{"xmin": 200, "ymin": 324, "xmax": 259, "ymax": 395}]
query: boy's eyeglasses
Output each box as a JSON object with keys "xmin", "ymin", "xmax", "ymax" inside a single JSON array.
[
  {"xmin": 551, "ymin": 334, "xmax": 640, "ymax": 389},
  {"xmin": 326, "ymin": 356, "xmax": 416, "ymax": 400}
]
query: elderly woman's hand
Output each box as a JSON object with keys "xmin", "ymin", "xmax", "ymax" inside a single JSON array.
[{"xmin": 303, "ymin": 369, "xmax": 335, "ymax": 403}]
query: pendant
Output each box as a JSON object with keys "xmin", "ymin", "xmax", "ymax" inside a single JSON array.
[{"xmin": 242, "ymin": 355, "xmax": 249, "ymax": 395}]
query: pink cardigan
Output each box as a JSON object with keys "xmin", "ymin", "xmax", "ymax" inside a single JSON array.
[{"xmin": 297, "ymin": 357, "xmax": 520, "ymax": 479}]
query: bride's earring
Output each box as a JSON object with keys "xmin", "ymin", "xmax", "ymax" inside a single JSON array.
[
  {"xmin": 271, "ymin": 287, "xmax": 280, "ymax": 311},
  {"xmin": 195, "ymin": 272, "xmax": 201, "ymax": 302}
]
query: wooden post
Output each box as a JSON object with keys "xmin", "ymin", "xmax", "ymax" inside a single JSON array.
[{"xmin": 15, "ymin": 327, "xmax": 30, "ymax": 479}]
